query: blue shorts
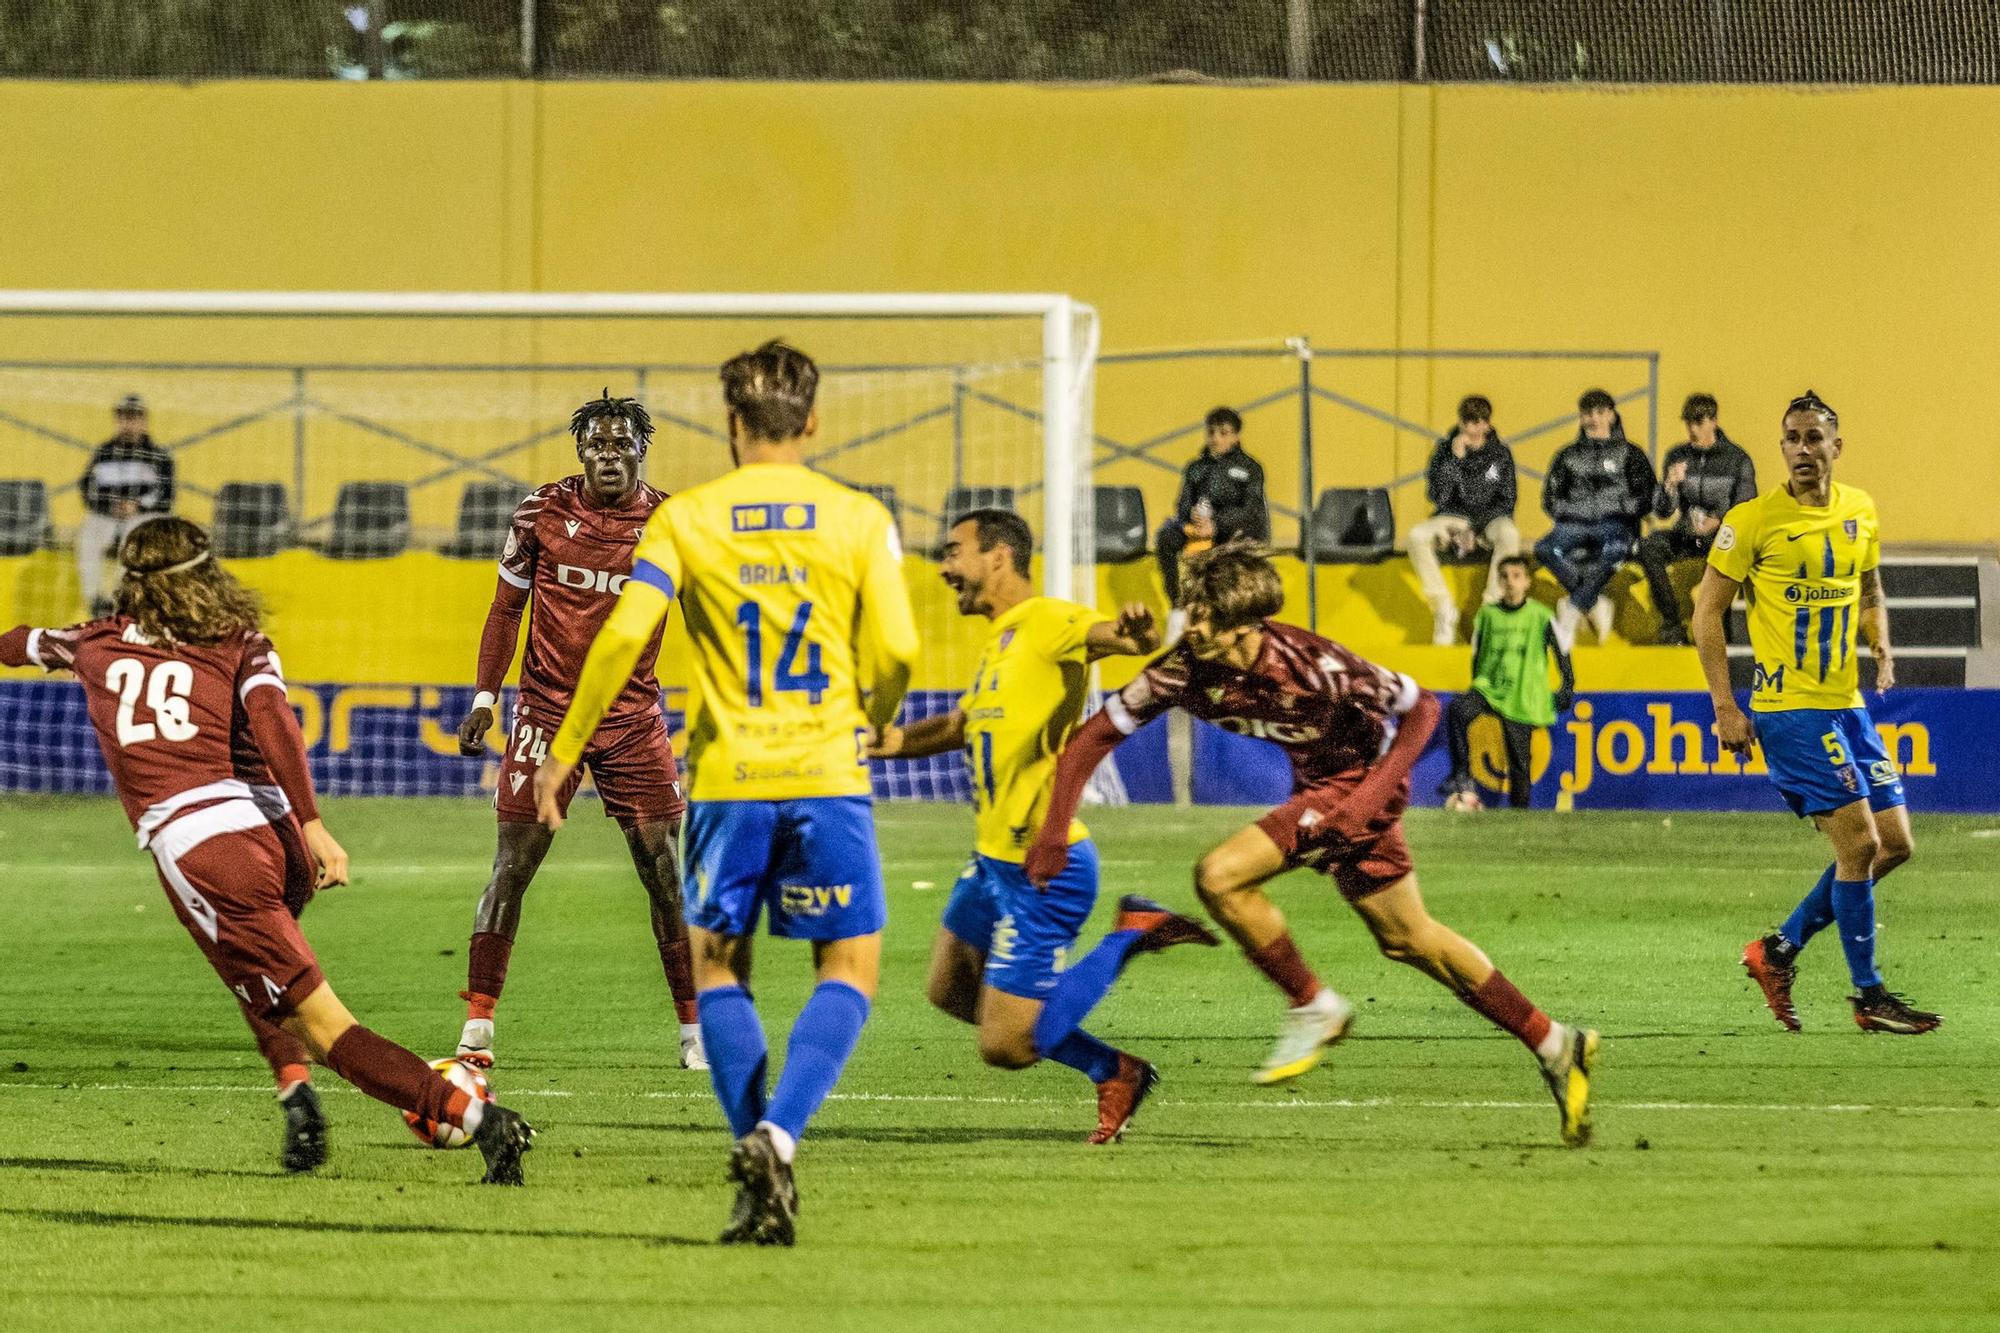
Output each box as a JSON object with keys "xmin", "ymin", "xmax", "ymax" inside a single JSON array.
[
  {"xmin": 939, "ymin": 840, "xmax": 1100, "ymax": 1000},
  {"xmin": 1753, "ymin": 707, "xmax": 1907, "ymax": 819},
  {"xmin": 683, "ymin": 797, "xmax": 887, "ymax": 941}
]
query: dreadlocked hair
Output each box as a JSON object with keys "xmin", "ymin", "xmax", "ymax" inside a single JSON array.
[
  {"xmin": 569, "ymin": 388, "xmax": 654, "ymax": 448},
  {"xmin": 1783, "ymin": 388, "xmax": 1838, "ymax": 429},
  {"xmin": 114, "ymin": 516, "xmax": 260, "ymax": 646}
]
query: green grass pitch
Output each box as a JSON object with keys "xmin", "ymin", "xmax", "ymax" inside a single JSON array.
[{"xmin": 1, "ymin": 798, "xmax": 1996, "ymax": 1332}]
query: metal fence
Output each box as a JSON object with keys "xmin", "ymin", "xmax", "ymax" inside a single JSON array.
[{"xmin": 7, "ymin": 1, "xmax": 2000, "ymax": 84}]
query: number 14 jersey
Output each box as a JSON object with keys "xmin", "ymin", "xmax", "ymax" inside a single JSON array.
[{"xmin": 627, "ymin": 462, "xmax": 916, "ymax": 802}]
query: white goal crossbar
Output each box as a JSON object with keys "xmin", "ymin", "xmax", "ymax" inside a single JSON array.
[{"xmin": 0, "ymin": 289, "xmax": 1100, "ymax": 601}]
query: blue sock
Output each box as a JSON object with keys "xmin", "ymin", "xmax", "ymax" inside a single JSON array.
[
  {"xmin": 1780, "ymin": 864, "xmax": 1839, "ymax": 949},
  {"xmin": 1829, "ymin": 878, "xmax": 1883, "ymax": 989},
  {"xmin": 697, "ymin": 984, "xmax": 768, "ymax": 1138},
  {"xmin": 1031, "ymin": 928, "xmax": 1142, "ymax": 1058},
  {"xmin": 765, "ymin": 981, "xmax": 871, "ymax": 1140},
  {"xmin": 1043, "ymin": 1029, "xmax": 1122, "ymax": 1084}
]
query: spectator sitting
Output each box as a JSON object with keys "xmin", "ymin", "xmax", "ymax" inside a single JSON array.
[
  {"xmin": 1441, "ymin": 555, "xmax": 1575, "ymax": 810},
  {"xmin": 77, "ymin": 393, "xmax": 175, "ymax": 616},
  {"xmin": 1156, "ymin": 406, "xmax": 1269, "ymax": 635},
  {"xmin": 1638, "ymin": 392, "xmax": 1756, "ymax": 645},
  {"xmin": 1533, "ymin": 388, "xmax": 1655, "ymax": 645},
  {"xmin": 1406, "ymin": 394, "xmax": 1521, "ymax": 644}
]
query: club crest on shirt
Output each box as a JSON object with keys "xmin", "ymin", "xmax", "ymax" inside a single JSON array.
[
  {"xmin": 997, "ymin": 629, "xmax": 1016, "ymax": 652},
  {"xmin": 1844, "ymin": 519, "xmax": 1858, "ymax": 541}
]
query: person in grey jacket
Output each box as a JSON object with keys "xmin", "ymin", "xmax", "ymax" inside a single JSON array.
[
  {"xmin": 1637, "ymin": 393, "xmax": 1756, "ymax": 644},
  {"xmin": 77, "ymin": 393, "xmax": 175, "ymax": 615},
  {"xmin": 1407, "ymin": 395, "xmax": 1521, "ymax": 644},
  {"xmin": 1533, "ymin": 388, "xmax": 1655, "ymax": 644}
]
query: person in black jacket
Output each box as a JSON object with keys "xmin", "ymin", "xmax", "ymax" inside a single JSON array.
[
  {"xmin": 1407, "ymin": 395, "xmax": 1521, "ymax": 644},
  {"xmin": 1637, "ymin": 394, "xmax": 1756, "ymax": 645},
  {"xmin": 1533, "ymin": 388, "xmax": 1655, "ymax": 645},
  {"xmin": 1155, "ymin": 406, "xmax": 1269, "ymax": 610},
  {"xmin": 77, "ymin": 393, "xmax": 176, "ymax": 615}
]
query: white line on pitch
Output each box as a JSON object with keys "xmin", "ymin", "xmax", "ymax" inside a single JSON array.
[{"xmin": 0, "ymin": 1082, "xmax": 573, "ymax": 1097}]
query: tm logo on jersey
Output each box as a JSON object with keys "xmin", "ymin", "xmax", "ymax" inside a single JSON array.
[{"xmin": 732, "ymin": 503, "xmax": 817, "ymax": 534}]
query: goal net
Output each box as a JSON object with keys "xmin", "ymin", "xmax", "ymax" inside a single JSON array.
[{"xmin": 0, "ymin": 291, "xmax": 1098, "ymax": 805}]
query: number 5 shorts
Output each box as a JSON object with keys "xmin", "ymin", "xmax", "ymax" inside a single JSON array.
[{"xmin": 1752, "ymin": 705, "xmax": 1906, "ymax": 819}]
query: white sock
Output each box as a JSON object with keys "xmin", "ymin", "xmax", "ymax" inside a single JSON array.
[
  {"xmin": 757, "ymin": 1119, "xmax": 797, "ymax": 1165},
  {"xmin": 459, "ymin": 1098, "xmax": 486, "ymax": 1135},
  {"xmin": 1300, "ymin": 986, "xmax": 1342, "ymax": 1014},
  {"xmin": 679, "ymin": 1022, "xmax": 703, "ymax": 1042},
  {"xmin": 1535, "ymin": 1023, "xmax": 1568, "ymax": 1063}
]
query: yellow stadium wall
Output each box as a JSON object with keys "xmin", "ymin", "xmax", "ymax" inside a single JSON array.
[{"xmin": 5, "ymin": 80, "xmax": 1999, "ymax": 551}]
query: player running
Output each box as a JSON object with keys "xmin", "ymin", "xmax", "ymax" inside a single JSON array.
[
  {"xmin": 1026, "ymin": 545, "xmax": 1599, "ymax": 1147},
  {"xmin": 1694, "ymin": 391, "xmax": 1940, "ymax": 1035},
  {"xmin": 868, "ymin": 509, "xmax": 1217, "ymax": 1145},
  {"xmin": 453, "ymin": 392, "xmax": 705, "ymax": 1071},
  {"xmin": 0, "ymin": 517, "xmax": 534, "ymax": 1180},
  {"xmin": 540, "ymin": 340, "xmax": 919, "ymax": 1245}
]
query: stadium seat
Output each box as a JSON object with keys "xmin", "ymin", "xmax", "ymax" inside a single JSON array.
[
  {"xmin": 325, "ymin": 481, "xmax": 411, "ymax": 560},
  {"xmin": 210, "ymin": 482, "xmax": 292, "ymax": 558},
  {"xmin": 935, "ymin": 486, "xmax": 1017, "ymax": 551},
  {"xmin": 0, "ymin": 480, "xmax": 51, "ymax": 556},
  {"xmin": 1093, "ymin": 486, "xmax": 1147, "ymax": 562},
  {"xmin": 1302, "ymin": 487, "xmax": 1394, "ymax": 563},
  {"xmin": 847, "ymin": 483, "xmax": 902, "ymax": 529},
  {"xmin": 440, "ymin": 480, "xmax": 527, "ymax": 560}
]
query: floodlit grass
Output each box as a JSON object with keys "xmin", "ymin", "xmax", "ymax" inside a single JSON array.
[{"xmin": 1, "ymin": 798, "xmax": 1995, "ymax": 1332}]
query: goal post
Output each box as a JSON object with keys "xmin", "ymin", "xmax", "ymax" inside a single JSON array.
[{"xmin": 0, "ymin": 288, "xmax": 1101, "ymax": 803}]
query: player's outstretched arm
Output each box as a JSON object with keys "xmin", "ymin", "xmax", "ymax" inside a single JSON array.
[
  {"xmin": 242, "ymin": 678, "xmax": 347, "ymax": 888},
  {"xmin": 858, "ymin": 519, "xmax": 921, "ymax": 732},
  {"xmin": 1024, "ymin": 711, "xmax": 1127, "ymax": 886},
  {"xmin": 870, "ymin": 709, "xmax": 966, "ymax": 760},
  {"xmin": 1858, "ymin": 566, "xmax": 1895, "ymax": 692},
  {"xmin": 538, "ymin": 578, "xmax": 672, "ymax": 829},
  {"xmin": 460, "ymin": 575, "xmax": 530, "ymax": 755},
  {"xmin": 0, "ymin": 626, "xmax": 40, "ymax": 667},
  {"xmin": 1316, "ymin": 683, "xmax": 1439, "ymax": 841},
  {"xmin": 1085, "ymin": 603, "xmax": 1160, "ymax": 661},
  {"xmin": 1691, "ymin": 566, "xmax": 1751, "ymax": 753}
]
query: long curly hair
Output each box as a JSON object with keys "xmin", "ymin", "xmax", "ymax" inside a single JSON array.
[{"xmin": 114, "ymin": 517, "xmax": 260, "ymax": 645}]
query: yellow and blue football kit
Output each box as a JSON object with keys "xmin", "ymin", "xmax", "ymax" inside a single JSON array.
[
  {"xmin": 1709, "ymin": 482, "xmax": 1904, "ymax": 817},
  {"xmin": 939, "ymin": 596, "xmax": 1109, "ymax": 998},
  {"xmin": 553, "ymin": 461, "xmax": 919, "ymax": 938}
]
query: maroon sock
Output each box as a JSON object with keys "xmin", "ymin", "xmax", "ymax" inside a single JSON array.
[
  {"xmin": 657, "ymin": 934, "xmax": 699, "ymax": 1025},
  {"xmin": 325, "ymin": 1026, "xmax": 469, "ymax": 1127},
  {"xmin": 1246, "ymin": 933, "xmax": 1323, "ymax": 1008},
  {"xmin": 244, "ymin": 1010, "xmax": 312, "ymax": 1091},
  {"xmin": 1464, "ymin": 970, "xmax": 1554, "ymax": 1051},
  {"xmin": 467, "ymin": 930, "xmax": 514, "ymax": 1006}
]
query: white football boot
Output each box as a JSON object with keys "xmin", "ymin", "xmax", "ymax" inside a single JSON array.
[{"xmin": 1252, "ymin": 989, "xmax": 1355, "ymax": 1086}]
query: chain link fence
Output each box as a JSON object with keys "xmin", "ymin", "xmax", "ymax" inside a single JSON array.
[{"xmin": 5, "ymin": 1, "xmax": 1999, "ymax": 83}]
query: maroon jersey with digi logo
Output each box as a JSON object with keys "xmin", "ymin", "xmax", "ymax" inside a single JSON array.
[
  {"xmin": 14, "ymin": 618, "xmax": 298, "ymax": 832},
  {"xmin": 1103, "ymin": 619, "xmax": 1418, "ymax": 789},
  {"xmin": 486, "ymin": 476, "xmax": 668, "ymax": 721}
]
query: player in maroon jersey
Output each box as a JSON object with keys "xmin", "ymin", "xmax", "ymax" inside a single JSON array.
[
  {"xmin": 1027, "ymin": 545, "xmax": 1599, "ymax": 1146},
  {"xmin": 452, "ymin": 392, "xmax": 702, "ymax": 1069},
  {"xmin": 0, "ymin": 517, "xmax": 535, "ymax": 1179}
]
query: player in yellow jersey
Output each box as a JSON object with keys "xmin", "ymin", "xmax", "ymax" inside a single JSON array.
[
  {"xmin": 537, "ymin": 341, "xmax": 920, "ymax": 1245},
  {"xmin": 1693, "ymin": 390, "xmax": 1938, "ymax": 1036},
  {"xmin": 870, "ymin": 510, "xmax": 1217, "ymax": 1144}
]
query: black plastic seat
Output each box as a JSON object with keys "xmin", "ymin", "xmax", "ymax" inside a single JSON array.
[
  {"xmin": 0, "ymin": 480, "xmax": 51, "ymax": 556},
  {"xmin": 1303, "ymin": 487, "xmax": 1394, "ymax": 563},
  {"xmin": 440, "ymin": 480, "xmax": 526, "ymax": 560},
  {"xmin": 1093, "ymin": 486, "xmax": 1147, "ymax": 562},
  {"xmin": 211, "ymin": 482, "xmax": 292, "ymax": 558},
  {"xmin": 325, "ymin": 481, "xmax": 411, "ymax": 560},
  {"xmin": 936, "ymin": 486, "xmax": 1017, "ymax": 554}
]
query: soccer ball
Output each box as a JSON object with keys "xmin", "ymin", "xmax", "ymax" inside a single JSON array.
[
  {"xmin": 1444, "ymin": 788, "xmax": 1485, "ymax": 813},
  {"xmin": 403, "ymin": 1056, "xmax": 491, "ymax": 1149}
]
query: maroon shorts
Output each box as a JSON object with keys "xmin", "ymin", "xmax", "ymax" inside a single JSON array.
[
  {"xmin": 1255, "ymin": 779, "xmax": 1415, "ymax": 901},
  {"xmin": 268, "ymin": 811, "xmax": 317, "ymax": 919},
  {"xmin": 495, "ymin": 706, "xmax": 685, "ymax": 827},
  {"xmin": 149, "ymin": 816, "xmax": 326, "ymax": 1021}
]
